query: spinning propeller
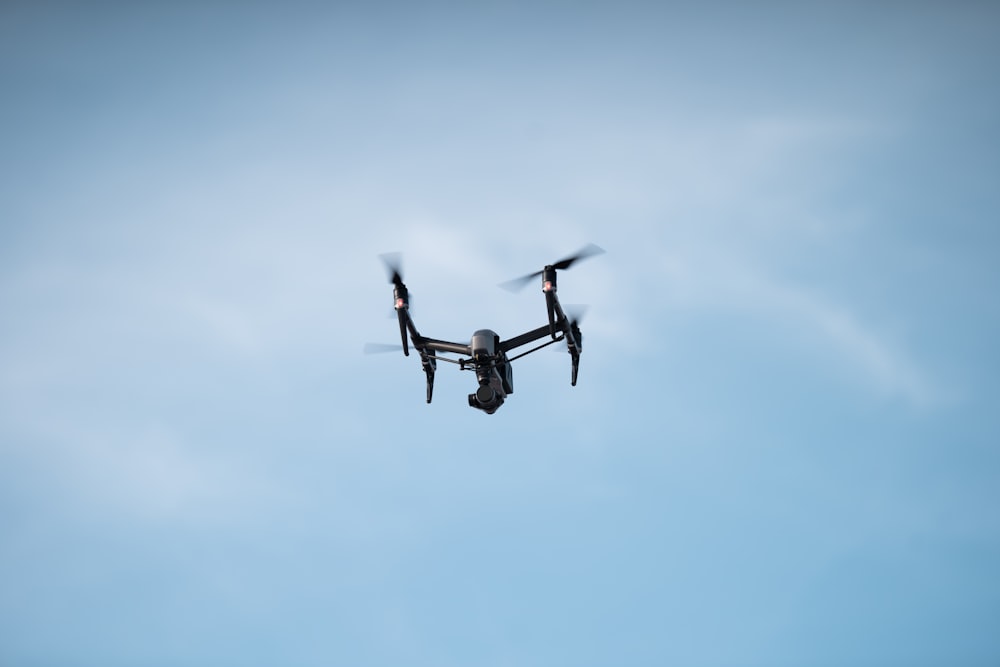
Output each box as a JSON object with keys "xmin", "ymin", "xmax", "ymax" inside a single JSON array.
[
  {"xmin": 499, "ymin": 244, "xmax": 604, "ymax": 344},
  {"xmin": 363, "ymin": 342, "xmax": 404, "ymax": 354},
  {"xmin": 380, "ymin": 252, "xmax": 405, "ymax": 291},
  {"xmin": 498, "ymin": 243, "xmax": 605, "ymax": 293}
]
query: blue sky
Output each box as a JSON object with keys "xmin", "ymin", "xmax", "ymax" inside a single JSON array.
[{"xmin": 2, "ymin": 2, "xmax": 998, "ymax": 665}]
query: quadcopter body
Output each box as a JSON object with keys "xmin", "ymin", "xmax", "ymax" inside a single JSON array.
[{"xmin": 373, "ymin": 245, "xmax": 602, "ymax": 414}]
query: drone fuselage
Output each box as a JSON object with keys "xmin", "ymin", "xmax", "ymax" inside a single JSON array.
[{"xmin": 467, "ymin": 329, "xmax": 513, "ymax": 414}]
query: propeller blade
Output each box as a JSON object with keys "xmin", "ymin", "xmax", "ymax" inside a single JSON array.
[
  {"xmin": 551, "ymin": 243, "xmax": 605, "ymax": 270},
  {"xmin": 498, "ymin": 270, "xmax": 543, "ymax": 293},
  {"xmin": 498, "ymin": 244, "xmax": 605, "ymax": 292},
  {"xmin": 379, "ymin": 252, "xmax": 405, "ymax": 288},
  {"xmin": 564, "ymin": 304, "xmax": 588, "ymax": 327},
  {"xmin": 364, "ymin": 342, "xmax": 404, "ymax": 354}
]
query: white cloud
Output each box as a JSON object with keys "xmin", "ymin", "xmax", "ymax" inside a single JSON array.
[
  {"xmin": 755, "ymin": 273, "xmax": 937, "ymax": 406},
  {"xmin": 657, "ymin": 244, "xmax": 940, "ymax": 406}
]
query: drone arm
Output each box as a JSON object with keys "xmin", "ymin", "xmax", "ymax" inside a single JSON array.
[
  {"xmin": 396, "ymin": 313, "xmax": 439, "ymax": 403},
  {"xmin": 394, "ymin": 299, "xmax": 462, "ymax": 401},
  {"xmin": 549, "ymin": 292, "xmax": 565, "ymax": 339},
  {"xmin": 552, "ymin": 294, "xmax": 583, "ymax": 386},
  {"xmin": 504, "ymin": 294, "xmax": 583, "ymax": 385},
  {"xmin": 395, "ymin": 306, "xmax": 435, "ymax": 358},
  {"xmin": 544, "ymin": 291, "xmax": 581, "ymax": 354},
  {"xmin": 423, "ymin": 338, "xmax": 472, "ymax": 356},
  {"xmin": 396, "ymin": 310, "xmax": 411, "ymax": 355},
  {"xmin": 545, "ymin": 291, "xmax": 558, "ymax": 338},
  {"xmin": 402, "ymin": 325, "xmax": 439, "ymax": 403},
  {"xmin": 500, "ymin": 324, "xmax": 553, "ymax": 353},
  {"xmin": 422, "ymin": 353, "xmax": 435, "ymax": 403}
]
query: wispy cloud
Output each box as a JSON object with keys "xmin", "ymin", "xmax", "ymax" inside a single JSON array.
[{"xmin": 656, "ymin": 244, "xmax": 941, "ymax": 407}]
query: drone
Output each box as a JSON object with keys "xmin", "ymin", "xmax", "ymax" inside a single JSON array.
[{"xmin": 367, "ymin": 245, "xmax": 604, "ymax": 414}]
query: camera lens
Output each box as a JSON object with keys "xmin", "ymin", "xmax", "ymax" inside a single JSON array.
[{"xmin": 476, "ymin": 385, "xmax": 494, "ymax": 404}]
